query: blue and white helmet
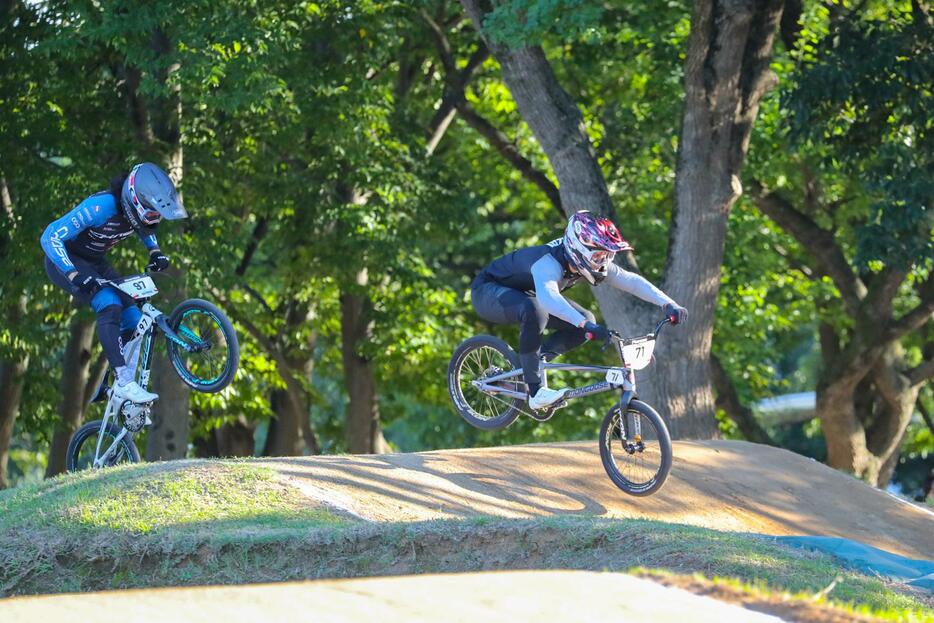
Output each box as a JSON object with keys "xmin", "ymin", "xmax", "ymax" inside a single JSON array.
[{"xmin": 121, "ymin": 163, "xmax": 186, "ymax": 227}]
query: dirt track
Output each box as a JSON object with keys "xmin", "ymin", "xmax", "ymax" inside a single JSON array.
[
  {"xmin": 261, "ymin": 440, "xmax": 934, "ymax": 559},
  {"xmin": 0, "ymin": 571, "xmax": 784, "ymax": 623}
]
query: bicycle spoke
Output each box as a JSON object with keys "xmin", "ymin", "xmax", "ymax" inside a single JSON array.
[
  {"xmin": 175, "ymin": 311, "xmax": 230, "ymax": 385},
  {"xmin": 605, "ymin": 409, "xmax": 662, "ymax": 489},
  {"xmin": 455, "ymin": 345, "xmax": 529, "ymax": 422}
]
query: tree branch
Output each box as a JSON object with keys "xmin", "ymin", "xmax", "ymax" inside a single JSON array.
[
  {"xmin": 864, "ymin": 267, "xmax": 909, "ymax": 322},
  {"xmin": 421, "ymin": 8, "xmax": 562, "ymax": 217},
  {"xmin": 751, "ymin": 184, "xmax": 867, "ymax": 315},
  {"xmin": 235, "ymin": 216, "xmax": 269, "ymax": 277},
  {"xmin": 455, "ymin": 102, "xmax": 563, "ymax": 217},
  {"xmin": 909, "ymin": 357, "xmax": 934, "ymax": 386},
  {"xmin": 918, "ymin": 397, "xmax": 934, "ymax": 436},
  {"xmin": 878, "ymin": 273, "xmax": 934, "ymax": 346},
  {"xmin": 422, "ymin": 10, "xmax": 489, "ymax": 154},
  {"xmin": 709, "ymin": 354, "xmax": 775, "ymax": 446}
]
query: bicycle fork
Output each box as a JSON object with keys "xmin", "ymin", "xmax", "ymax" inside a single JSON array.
[
  {"xmin": 92, "ymin": 395, "xmax": 131, "ymax": 468},
  {"xmin": 616, "ymin": 369, "xmax": 643, "ymax": 446}
]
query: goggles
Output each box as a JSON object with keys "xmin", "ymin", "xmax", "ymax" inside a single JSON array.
[
  {"xmin": 128, "ymin": 172, "xmax": 163, "ymax": 225},
  {"xmin": 585, "ymin": 249, "xmax": 614, "ymax": 269}
]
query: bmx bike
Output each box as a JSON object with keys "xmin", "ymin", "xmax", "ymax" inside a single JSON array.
[
  {"xmin": 448, "ymin": 318, "xmax": 673, "ymax": 496},
  {"xmin": 66, "ymin": 273, "xmax": 239, "ymax": 471}
]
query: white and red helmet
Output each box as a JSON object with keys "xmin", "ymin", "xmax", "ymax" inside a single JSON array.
[{"xmin": 563, "ymin": 211, "xmax": 631, "ymax": 284}]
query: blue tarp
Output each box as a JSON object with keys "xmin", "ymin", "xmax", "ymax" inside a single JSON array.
[{"xmin": 772, "ymin": 536, "xmax": 934, "ymax": 592}]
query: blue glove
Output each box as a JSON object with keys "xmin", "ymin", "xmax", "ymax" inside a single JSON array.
[
  {"xmin": 663, "ymin": 303, "xmax": 688, "ymax": 325},
  {"xmin": 583, "ymin": 322, "xmax": 610, "ymax": 342}
]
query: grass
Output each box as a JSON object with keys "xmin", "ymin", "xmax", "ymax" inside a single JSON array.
[
  {"xmin": 0, "ymin": 462, "xmax": 930, "ymax": 622},
  {"xmin": 0, "ymin": 460, "xmax": 343, "ymax": 536}
]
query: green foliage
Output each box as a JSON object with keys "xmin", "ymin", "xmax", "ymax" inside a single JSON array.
[
  {"xmin": 484, "ymin": 0, "xmax": 604, "ymax": 47},
  {"xmin": 1, "ymin": 0, "xmax": 929, "ymax": 488},
  {"xmin": 785, "ymin": 8, "xmax": 933, "ymax": 268}
]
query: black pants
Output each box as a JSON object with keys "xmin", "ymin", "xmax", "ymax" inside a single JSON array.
[{"xmin": 471, "ymin": 278, "xmax": 595, "ymax": 389}]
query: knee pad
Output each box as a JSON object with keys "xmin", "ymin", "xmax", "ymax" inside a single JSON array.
[
  {"xmin": 96, "ymin": 304, "xmax": 122, "ymax": 326},
  {"xmin": 121, "ymin": 305, "xmax": 142, "ymax": 332},
  {"xmin": 519, "ymin": 298, "xmax": 549, "ymax": 331},
  {"xmin": 90, "ymin": 288, "xmax": 122, "ymax": 313}
]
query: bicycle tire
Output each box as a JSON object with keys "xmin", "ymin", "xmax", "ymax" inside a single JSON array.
[
  {"xmin": 448, "ymin": 335, "xmax": 524, "ymax": 431},
  {"xmin": 66, "ymin": 419, "xmax": 141, "ymax": 472},
  {"xmin": 166, "ymin": 298, "xmax": 240, "ymax": 393},
  {"xmin": 599, "ymin": 399, "xmax": 672, "ymax": 496}
]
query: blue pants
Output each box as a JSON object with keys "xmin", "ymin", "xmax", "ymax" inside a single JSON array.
[{"xmin": 45, "ymin": 256, "xmax": 141, "ymax": 368}]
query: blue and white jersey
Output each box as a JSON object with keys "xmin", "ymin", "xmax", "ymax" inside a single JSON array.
[{"xmin": 40, "ymin": 191, "xmax": 158, "ymax": 272}]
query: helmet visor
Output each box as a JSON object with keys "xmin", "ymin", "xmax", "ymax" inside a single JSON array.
[
  {"xmin": 130, "ymin": 183, "xmax": 187, "ymax": 222},
  {"xmin": 156, "ymin": 201, "xmax": 187, "ymax": 220}
]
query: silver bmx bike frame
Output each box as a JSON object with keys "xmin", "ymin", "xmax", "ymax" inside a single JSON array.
[{"xmin": 472, "ymin": 318, "xmax": 671, "ymax": 418}]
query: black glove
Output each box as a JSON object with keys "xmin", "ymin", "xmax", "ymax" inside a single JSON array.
[
  {"xmin": 664, "ymin": 303, "xmax": 688, "ymax": 325},
  {"xmin": 71, "ymin": 272, "xmax": 102, "ymax": 296},
  {"xmin": 583, "ymin": 322, "xmax": 610, "ymax": 342},
  {"xmin": 148, "ymin": 250, "xmax": 170, "ymax": 272}
]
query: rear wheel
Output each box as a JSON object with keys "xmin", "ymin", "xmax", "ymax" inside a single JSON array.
[
  {"xmin": 599, "ymin": 400, "xmax": 672, "ymax": 496},
  {"xmin": 166, "ymin": 298, "xmax": 240, "ymax": 393},
  {"xmin": 66, "ymin": 420, "xmax": 140, "ymax": 472},
  {"xmin": 448, "ymin": 335, "xmax": 524, "ymax": 431}
]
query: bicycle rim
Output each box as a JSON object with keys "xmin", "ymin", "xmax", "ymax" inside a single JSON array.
[
  {"xmin": 74, "ymin": 429, "xmax": 133, "ymax": 470},
  {"xmin": 457, "ymin": 345, "xmax": 523, "ymax": 422},
  {"xmin": 173, "ymin": 309, "xmax": 231, "ymax": 387},
  {"xmin": 603, "ymin": 408, "xmax": 666, "ymax": 492}
]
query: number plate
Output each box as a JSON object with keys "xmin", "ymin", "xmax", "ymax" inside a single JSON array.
[
  {"xmin": 118, "ymin": 275, "xmax": 159, "ymax": 299},
  {"xmin": 606, "ymin": 367, "xmax": 630, "ymax": 385},
  {"xmin": 622, "ymin": 338, "xmax": 655, "ymax": 370}
]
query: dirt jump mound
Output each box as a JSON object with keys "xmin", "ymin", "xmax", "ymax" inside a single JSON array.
[{"xmin": 261, "ymin": 439, "xmax": 933, "ymax": 559}]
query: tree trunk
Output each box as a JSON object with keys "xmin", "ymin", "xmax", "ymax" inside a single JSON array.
[
  {"xmin": 865, "ymin": 346, "xmax": 923, "ymax": 487},
  {"xmin": 196, "ymin": 417, "xmax": 255, "ymax": 458},
  {"xmin": 215, "ymin": 418, "xmax": 255, "ymax": 457},
  {"xmin": 146, "ymin": 270, "xmax": 190, "ymax": 461},
  {"xmin": 817, "ymin": 377, "xmax": 871, "ymax": 477},
  {"xmin": 120, "ymin": 28, "xmax": 191, "ymax": 462},
  {"xmin": 46, "ymin": 314, "xmax": 96, "ymax": 477},
  {"xmin": 0, "ymin": 293, "xmax": 28, "ymax": 489},
  {"xmin": 647, "ymin": 0, "xmax": 785, "ymax": 438},
  {"xmin": 262, "ymin": 303, "xmax": 319, "ymax": 456},
  {"xmin": 458, "ymin": 0, "xmax": 785, "ymax": 439},
  {"xmin": 0, "ymin": 355, "xmax": 28, "ymax": 489},
  {"xmin": 265, "ymin": 388, "xmax": 306, "ymax": 456},
  {"xmin": 340, "ymin": 270, "xmax": 390, "ymax": 454}
]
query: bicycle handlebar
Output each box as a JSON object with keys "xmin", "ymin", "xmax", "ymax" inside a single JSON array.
[{"xmin": 607, "ymin": 317, "xmax": 673, "ymax": 346}]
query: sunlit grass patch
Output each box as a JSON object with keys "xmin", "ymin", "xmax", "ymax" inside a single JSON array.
[{"xmin": 0, "ymin": 461, "xmax": 343, "ymax": 535}]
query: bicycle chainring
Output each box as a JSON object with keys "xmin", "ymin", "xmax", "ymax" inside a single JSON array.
[{"xmin": 121, "ymin": 401, "xmax": 152, "ymax": 433}]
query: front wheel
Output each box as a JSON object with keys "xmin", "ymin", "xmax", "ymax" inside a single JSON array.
[
  {"xmin": 166, "ymin": 298, "xmax": 240, "ymax": 393},
  {"xmin": 599, "ymin": 399, "xmax": 672, "ymax": 496},
  {"xmin": 66, "ymin": 420, "xmax": 141, "ymax": 472}
]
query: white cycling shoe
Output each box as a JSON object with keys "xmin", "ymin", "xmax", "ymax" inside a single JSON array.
[
  {"xmin": 528, "ymin": 387, "xmax": 569, "ymax": 410},
  {"xmin": 113, "ymin": 380, "xmax": 159, "ymax": 404}
]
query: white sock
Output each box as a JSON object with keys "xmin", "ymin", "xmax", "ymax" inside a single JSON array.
[
  {"xmin": 123, "ymin": 336, "xmax": 142, "ymax": 377},
  {"xmin": 115, "ymin": 365, "xmax": 134, "ymax": 386}
]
